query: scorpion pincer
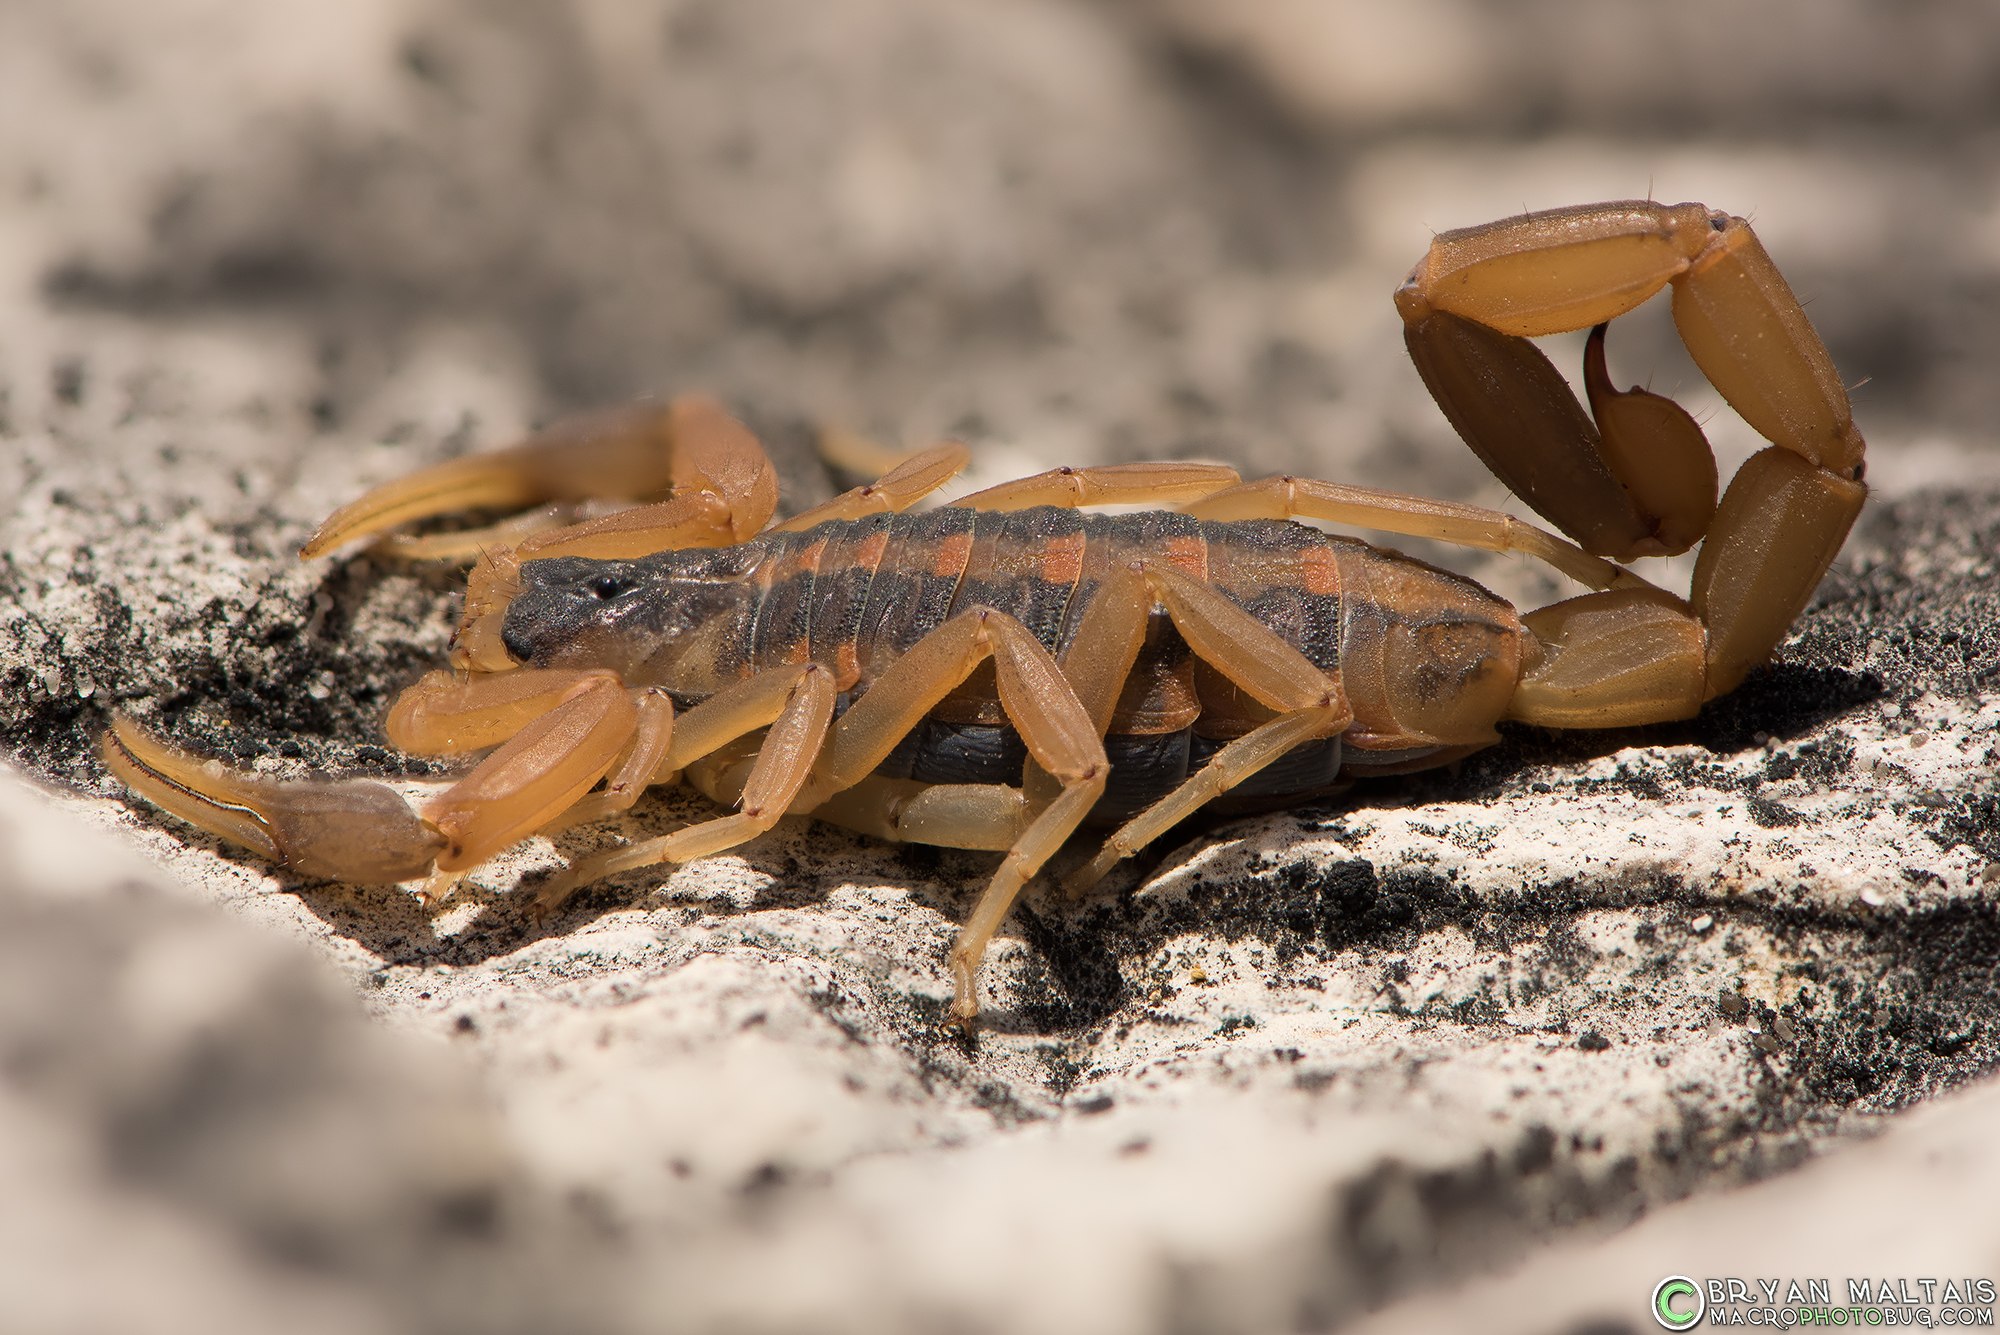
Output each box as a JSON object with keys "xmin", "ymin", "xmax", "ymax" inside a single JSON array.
[{"xmin": 105, "ymin": 201, "xmax": 1867, "ymax": 1022}]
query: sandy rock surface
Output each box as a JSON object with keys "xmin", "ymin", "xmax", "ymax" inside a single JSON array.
[{"xmin": 3, "ymin": 3, "xmax": 1998, "ymax": 1333}]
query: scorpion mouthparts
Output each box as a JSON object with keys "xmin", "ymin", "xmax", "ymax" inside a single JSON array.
[{"xmin": 450, "ymin": 611, "xmax": 519, "ymax": 671}]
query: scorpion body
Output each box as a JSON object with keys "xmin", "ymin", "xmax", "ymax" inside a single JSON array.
[
  {"xmin": 104, "ymin": 200, "xmax": 1871, "ymax": 1021},
  {"xmin": 499, "ymin": 506, "xmax": 1521, "ymax": 824}
]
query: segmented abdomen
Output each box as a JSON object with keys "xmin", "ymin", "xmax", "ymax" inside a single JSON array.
[{"xmin": 746, "ymin": 507, "xmax": 1360, "ymax": 820}]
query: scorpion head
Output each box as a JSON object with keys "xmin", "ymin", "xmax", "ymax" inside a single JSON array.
[
  {"xmin": 492, "ymin": 556, "xmax": 653, "ymax": 671},
  {"xmin": 465, "ymin": 545, "xmax": 765, "ymax": 689}
]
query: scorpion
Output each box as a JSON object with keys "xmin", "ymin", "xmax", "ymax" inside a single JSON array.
[{"xmin": 105, "ymin": 201, "xmax": 1867, "ymax": 1022}]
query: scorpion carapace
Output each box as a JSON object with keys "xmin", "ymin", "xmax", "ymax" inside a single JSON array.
[{"xmin": 106, "ymin": 201, "xmax": 1868, "ymax": 1022}]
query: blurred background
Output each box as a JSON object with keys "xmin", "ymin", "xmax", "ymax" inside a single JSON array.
[{"xmin": 4, "ymin": 0, "xmax": 1993, "ymax": 506}]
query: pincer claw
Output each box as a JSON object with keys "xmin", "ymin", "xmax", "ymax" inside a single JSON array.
[{"xmin": 103, "ymin": 714, "xmax": 445, "ymax": 883}]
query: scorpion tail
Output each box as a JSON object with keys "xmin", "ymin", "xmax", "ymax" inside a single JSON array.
[{"xmin": 103, "ymin": 715, "xmax": 445, "ymax": 883}]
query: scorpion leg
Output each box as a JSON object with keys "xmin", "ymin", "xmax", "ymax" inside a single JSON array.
[
  {"xmin": 807, "ymin": 778, "xmax": 1029, "ymax": 850},
  {"xmin": 950, "ymin": 461, "xmax": 1241, "ymax": 513},
  {"xmin": 532, "ymin": 663, "xmax": 837, "ymax": 915},
  {"xmin": 769, "ymin": 442, "xmax": 972, "ymax": 533},
  {"xmin": 1181, "ymin": 474, "xmax": 1645, "ymax": 594},
  {"xmin": 1063, "ymin": 563, "xmax": 1354, "ymax": 892},
  {"xmin": 804, "ymin": 564, "xmax": 1150, "ymax": 853},
  {"xmin": 790, "ymin": 608, "xmax": 1107, "ymax": 1021},
  {"xmin": 938, "ymin": 457, "xmax": 1646, "ymax": 598},
  {"xmin": 301, "ymin": 395, "xmax": 778, "ymax": 560}
]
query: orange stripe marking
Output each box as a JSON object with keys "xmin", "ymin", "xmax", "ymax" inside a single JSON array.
[
  {"xmin": 782, "ymin": 537, "xmax": 827, "ymax": 582},
  {"xmin": 929, "ymin": 527, "xmax": 975, "ymax": 580},
  {"xmin": 1163, "ymin": 534, "xmax": 1208, "ymax": 578},
  {"xmin": 1298, "ymin": 542, "xmax": 1342, "ymax": 596},
  {"xmin": 850, "ymin": 526, "xmax": 891, "ymax": 572},
  {"xmin": 1038, "ymin": 529, "xmax": 1086, "ymax": 585}
]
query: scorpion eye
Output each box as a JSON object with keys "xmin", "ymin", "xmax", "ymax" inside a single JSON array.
[{"xmin": 587, "ymin": 573, "xmax": 634, "ymax": 601}]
